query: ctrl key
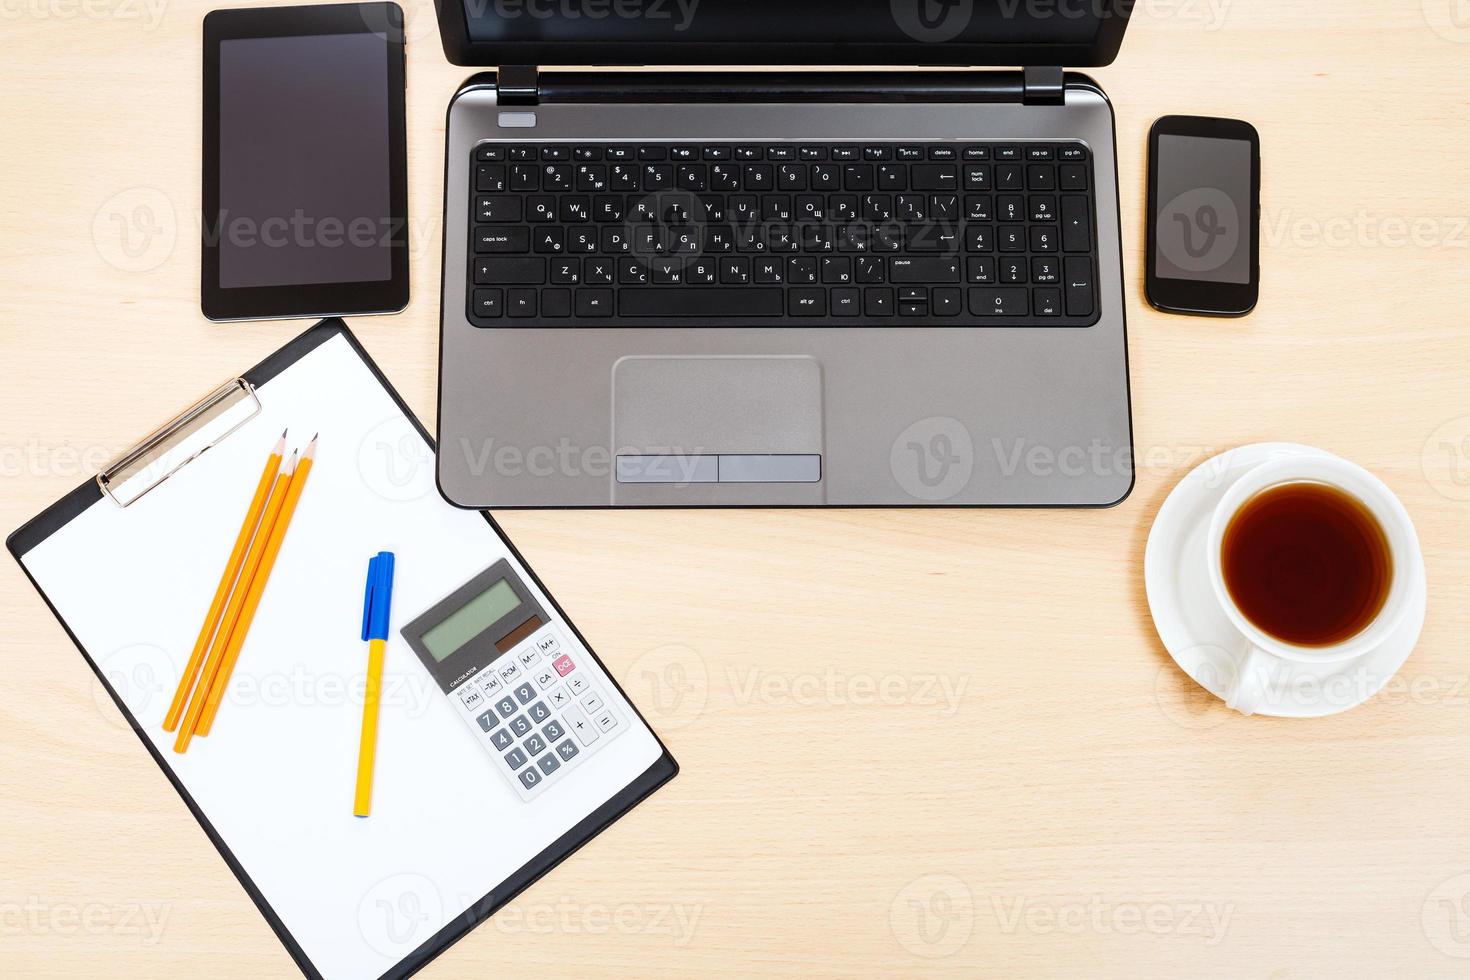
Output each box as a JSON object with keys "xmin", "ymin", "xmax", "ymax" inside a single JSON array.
[{"xmin": 471, "ymin": 288, "xmax": 502, "ymax": 319}]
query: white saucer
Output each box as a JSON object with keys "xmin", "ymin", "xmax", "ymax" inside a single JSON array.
[{"xmin": 1144, "ymin": 442, "xmax": 1428, "ymax": 718}]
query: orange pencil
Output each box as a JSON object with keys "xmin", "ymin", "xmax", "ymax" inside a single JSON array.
[
  {"xmin": 163, "ymin": 431, "xmax": 286, "ymax": 732},
  {"xmin": 195, "ymin": 435, "xmax": 317, "ymax": 736},
  {"xmin": 173, "ymin": 450, "xmax": 296, "ymax": 753}
]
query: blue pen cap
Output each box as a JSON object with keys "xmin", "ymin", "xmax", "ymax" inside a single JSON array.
[{"xmin": 360, "ymin": 551, "xmax": 396, "ymax": 642}]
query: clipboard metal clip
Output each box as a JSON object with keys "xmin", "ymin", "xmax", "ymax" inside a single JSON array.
[{"xmin": 97, "ymin": 378, "xmax": 262, "ymax": 508}]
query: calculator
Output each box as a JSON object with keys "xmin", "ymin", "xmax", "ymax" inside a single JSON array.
[{"xmin": 401, "ymin": 560, "xmax": 628, "ymax": 800}]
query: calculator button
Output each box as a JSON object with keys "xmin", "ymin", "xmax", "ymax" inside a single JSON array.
[
  {"xmin": 534, "ymin": 668, "xmax": 558, "ymax": 690},
  {"xmin": 528, "ymin": 700, "xmax": 552, "ymax": 723},
  {"xmin": 518, "ymin": 648, "xmax": 542, "ymax": 669},
  {"xmin": 458, "ymin": 687, "xmax": 484, "ymax": 711},
  {"xmin": 491, "ymin": 728, "xmax": 514, "ymax": 750},
  {"xmin": 567, "ymin": 676, "xmax": 590, "ymax": 696},
  {"xmin": 552, "ymin": 654, "xmax": 576, "ymax": 676},
  {"xmin": 536, "ymin": 634, "xmax": 560, "ymax": 655},
  {"xmin": 593, "ymin": 710, "xmax": 618, "ymax": 734},
  {"xmin": 555, "ymin": 739, "xmax": 580, "ymax": 762},
  {"xmin": 518, "ymin": 767, "xmax": 541, "ymax": 789},
  {"xmin": 542, "ymin": 719, "xmax": 566, "ymax": 741},
  {"xmin": 580, "ymin": 691, "xmax": 605, "ymax": 715},
  {"xmin": 537, "ymin": 753, "xmax": 561, "ymax": 776},
  {"xmin": 509, "ymin": 715, "xmax": 532, "ymax": 737},
  {"xmin": 477, "ymin": 673, "xmax": 502, "ymax": 696},
  {"xmin": 504, "ymin": 747, "xmax": 527, "ymax": 770},
  {"xmin": 513, "ymin": 682, "xmax": 536, "ymax": 704},
  {"xmin": 525, "ymin": 734, "xmax": 548, "ymax": 756},
  {"xmin": 498, "ymin": 660, "xmax": 521, "ymax": 682},
  {"xmin": 562, "ymin": 706, "xmax": 599, "ymax": 746},
  {"xmin": 476, "ymin": 709, "xmax": 498, "ymax": 732},
  {"xmin": 545, "ymin": 684, "xmax": 570, "ymax": 710},
  {"xmin": 495, "ymin": 696, "xmax": 518, "ymax": 718}
]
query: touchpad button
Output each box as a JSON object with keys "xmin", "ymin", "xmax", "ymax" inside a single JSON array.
[{"xmin": 612, "ymin": 356, "xmax": 823, "ymax": 484}]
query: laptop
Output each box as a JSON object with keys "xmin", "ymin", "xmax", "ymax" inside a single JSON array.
[{"xmin": 433, "ymin": 0, "xmax": 1135, "ymax": 508}]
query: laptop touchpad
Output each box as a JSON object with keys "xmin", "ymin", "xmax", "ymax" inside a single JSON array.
[{"xmin": 612, "ymin": 356, "xmax": 823, "ymax": 484}]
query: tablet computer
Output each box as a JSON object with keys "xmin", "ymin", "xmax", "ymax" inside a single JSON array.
[{"xmin": 202, "ymin": 3, "xmax": 408, "ymax": 322}]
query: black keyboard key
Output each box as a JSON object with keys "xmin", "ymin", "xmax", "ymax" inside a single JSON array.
[
  {"xmin": 995, "ymin": 146, "xmax": 1021, "ymax": 161},
  {"xmin": 507, "ymin": 146, "xmax": 536, "ymax": 161},
  {"xmin": 474, "ymin": 226, "xmax": 529, "ymax": 253},
  {"xmin": 907, "ymin": 226, "xmax": 961, "ymax": 253},
  {"xmin": 998, "ymin": 228, "xmax": 1025, "ymax": 252},
  {"xmin": 864, "ymin": 146, "xmax": 892, "ymax": 161},
  {"xmin": 1000, "ymin": 257, "xmax": 1026, "ymax": 283},
  {"xmin": 964, "ymin": 165, "xmax": 991, "ymax": 191},
  {"xmin": 475, "ymin": 165, "xmax": 506, "ymax": 192},
  {"xmin": 1029, "ymin": 226, "xmax": 1057, "ymax": 252},
  {"xmin": 889, "ymin": 257, "xmax": 960, "ymax": 283},
  {"xmin": 549, "ymin": 258, "xmax": 581, "ymax": 284},
  {"xmin": 507, "ymin": 288, "xmax": 537, "ymax": 316},
  {"xmin": 575, "ymin": 288, "xmax": 614, "ymax": 316},
  {"xmin": 735, "ymin": 145, "xmax": 762, "ymax": 160},
  {"xmin": 475, "ymin": 145, "xmax": 506, "ymax": 162},
  {"xmin": 1059, "ymin": 164, "xmax": 1088, "ymax": 191},
  {"xmin": 767, "ymin": 145, "xmax": 796, "ymax": 160},
  {"xmin": 620, "ymin": 287, "xmax": 784, "ymax": 317},
  {"xmin": 843, "ymin": 165, "xmax": 875, "ymax": 191},
  {"xmin": 541, "ymin": 288, "xmax": 571, "ymax": 316},
  {"xmin": 605, "ymin": 146, "xmax": 634, "ymax": 160},
  {"xmin": 831, "ymin": 146, "xmax": 861, "ymax": 161},
  {"xmin": 997, "ymin": 195, "xmax": 1025, "ymax": 222},
  {"xmin": 1033, "ymin": 288, "xmax": 1062, "ymax": 316},
  {"xmin": 669, "ymin": 145, "xmax": 698, "ymax": 160},
  {"xmin": 962, "ymin": 146, "xmax": 991, "ymax": 160},
  {"xmin": 1032, "ymin": 256, "xmax": 1060, "ymax": 283},
  {"xmin": 831, "ymin": 288, "xmax": 861, "ymax": 315},
  {"xmin": 1058, "ymin": 145, "xmax": 1088, "ymax": 161},
  {"xmin": 932, "ymin": 287, "xmax": 963, "ymax": 316},
  {"xmin": 1027, "ymin": 164, "xmax": 1055, "ymax": 191},
  {"xmin": 1026, "ymin": 146, "xmax": 1054, "ymax": 160},
  {"xmin": 702, "ymin": 146, "xmax": 731, "ymax": 160},
  {"xmin": 1061, "ymin": 196, "xmax": 1091, "ymax": 252},
  {"xmin": 995, "ymin": 164, "xmax": 1023, "ymax": 191},
  {"xmin": 541, "ymin": 146, "xmax": 570, "ymax": 161},
  {"xmin": 637, "ymin": 146, "xmax": 666, "ymax": 160},
  {"xmin": 967, "ymin": 256, "xmax": 995, "ymax": 283},
  {"xmin": 474, "ymin": 258, "xmax": 545, "ymax": 285},
  {"xmin": 1064, "ymin": 257, "xmax": 1094, "ymax": 317},
  {"xmin": 969, "ymin": 287, "xmax": 1028, "ymax": 317},
  {"xmin": 509, "ymin": 165, "xmax": 538, "ymax": 191},
  {"xmin": 911, "ymin": 165, "xmax": 959, "ymax": 191},
  {"xmin": 789, "ymin": 288, "xmax": 826, "ymax": 316},
  {"xmin": 471, "ymin": 288, "xmax": 502, "ymax": 318},
  {"xmin": 896, "ymin": 146, "xmax": 925, "ymax": 161},
  {"xmin": 864, "ymin": 287, "xmax": 894, "ymax": 315},
  {"xmin": 928, "ymin": 146, "xmax": 957, "ymax": 160},
  {"xmin": 573, "ymin": 146, "xmax": 601, "ymax": 161},
  {"xmin": 475, "ymin": 195, "xmax": 521, "ymax": 222}
]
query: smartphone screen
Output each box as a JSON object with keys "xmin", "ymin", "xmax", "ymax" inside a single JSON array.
[{"xmin": 1146, "ymin": 116, "xmax": 1260, "ymax": 316}]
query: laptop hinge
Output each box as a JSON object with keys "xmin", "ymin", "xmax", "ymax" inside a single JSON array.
[
  {"xmin": 496, "ymin": 66, "xmax": 539, "ymax": 106},
  {"xmin": 1022, "ymin": 66, "xmax": 1065, "ymax": 106}
]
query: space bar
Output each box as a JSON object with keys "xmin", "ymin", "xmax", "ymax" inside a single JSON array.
[{"xmin": 619, "ymin": 288, "xmax": 784, "ymax": 317}]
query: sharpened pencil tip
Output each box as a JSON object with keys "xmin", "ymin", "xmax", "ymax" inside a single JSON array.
[
  {"xmin": 274, "ymin": 430, "xmax": 287, "ymax": 453},
  {"xmin": 303, "ymin": 435, "xmax": 318, "ymax": 459},
  {"xmin": 282, "ymin": 449, "xmax": 299, "ymax": 474}
]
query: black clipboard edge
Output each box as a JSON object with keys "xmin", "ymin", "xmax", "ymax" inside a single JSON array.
[{"xmin": 7, "ymin": 318, "xmax": 679, "ymax": 980}]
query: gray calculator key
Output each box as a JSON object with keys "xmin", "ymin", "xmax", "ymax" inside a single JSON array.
[
  {"xmin": 525, "ymin": 733, "xmax": 547, "ymax": 756},
  {"xmin": 514, "ymin": 682, "xmax": 537, "ymax": 704},
  {"xmin": 490, "ymin": 728, "xmax": 514, "ymax": 750},
  {"xmin": 495, "ymin": 696, "xmax": 518, "ymax": 718},
  {"xmin": 477, "ymin": 709, "xmax": 498, "ymax": 732},
  {"xmin": 518, "ymin": 767, "xmax": 541, "ymax": 789},
  {"xmin": 537, "ymin": 753, "xmax": 561, "ymax": 776},
  {"xmin": 528, "ymin": 700, "xmax": 551, "ymax": 723},
  {"xmin": 542, "ymin": 720, "xmax": 566, "ymax": 741},
  {"xmin": 509, "ymin": 714, "xmax": 532, "ymax": 737},
  {"xmin": 504, "ymin": 747, "xmax": 527, "ymax": 770},
  {"xmin": 555, "ymin": 738, "xmax": 580, "ymax": 762}
]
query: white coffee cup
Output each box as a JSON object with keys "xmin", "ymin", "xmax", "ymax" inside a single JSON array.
[{"xmin": 1206, "ymin": 453, "xmax": 1423, "ymax": 716}]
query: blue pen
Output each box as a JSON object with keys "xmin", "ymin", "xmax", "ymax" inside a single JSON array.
[{"xmin": 355, "ymin": 552, "xmax": 395, "ymax": 817}]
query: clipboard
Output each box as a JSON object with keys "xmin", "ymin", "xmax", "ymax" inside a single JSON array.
[{"xmin": 7, "ymin": 320, "xmax": 678, "ymax": 980}]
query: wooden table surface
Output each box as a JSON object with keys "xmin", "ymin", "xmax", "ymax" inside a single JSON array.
[{"xmin": 4, "ymin": 2, "xmax": 1470, "ymax": 976}]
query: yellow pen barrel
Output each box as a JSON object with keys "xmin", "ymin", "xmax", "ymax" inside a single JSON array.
[{"xmin": 354, "ymin": 638, "xmax": 386, "ymax": 817}]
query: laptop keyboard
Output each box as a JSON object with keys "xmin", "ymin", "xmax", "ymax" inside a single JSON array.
[{"xmin": 465, "ymin": 142, "xmax": 1099, "ymax": 328}]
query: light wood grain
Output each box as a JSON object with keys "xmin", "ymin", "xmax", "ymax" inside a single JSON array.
[{"xmin": 3, "ymin": 2, "xmax": 1470, "ymax": 976}]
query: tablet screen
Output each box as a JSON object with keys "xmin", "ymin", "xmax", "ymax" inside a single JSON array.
[{"xmin": 217, "ymin": 32, "xmax": 391, "ymax": 289}]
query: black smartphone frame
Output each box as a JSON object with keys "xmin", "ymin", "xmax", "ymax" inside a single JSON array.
[
  {"xmin": 201, "ymin": 3, "xmax": 409, "ymax": 322},
  {"xmin": 1146, "ymin": 115, "xmax": 1260, "ymax": 317}
]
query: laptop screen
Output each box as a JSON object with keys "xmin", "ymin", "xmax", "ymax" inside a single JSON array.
[{"xmin": 447, "ymin": 0, "xmax": 1131, "ymax": 66}]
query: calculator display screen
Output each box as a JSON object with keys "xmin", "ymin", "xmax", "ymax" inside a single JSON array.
[{"xmin": 420, "ymin": 578, "xmax": 520, "ymax": 662}]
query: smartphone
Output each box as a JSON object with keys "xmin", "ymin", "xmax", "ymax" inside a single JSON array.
[
  {"xmin": 202, "ymin": 3, "xmax": 408, "ymax": 322},
  {"xmin": 1146, "ymin": 116, "xmax": 1260, "ymax": 317}
]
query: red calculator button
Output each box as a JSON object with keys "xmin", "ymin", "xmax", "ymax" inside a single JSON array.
[{"xmin": 553, "ymin": 654, "xmax": 576, "ymax": 677}]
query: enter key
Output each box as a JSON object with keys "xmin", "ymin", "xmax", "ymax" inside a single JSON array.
[{"xmin": 1064, "ymin": 256, "xmax": 1094, "ymax": 318}]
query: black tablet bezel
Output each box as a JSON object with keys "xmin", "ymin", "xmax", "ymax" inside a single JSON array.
[
  {"xmin": 431, "ymin": 0, "xmax": 1133, "ymax": 68},
  {"xmin": 202, "ymin": 3, "xmax": 409, "ymax": 322},
  {"xmin": 1145, "ymin": 115, "xmax": 1261, "ymax": 318}
]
